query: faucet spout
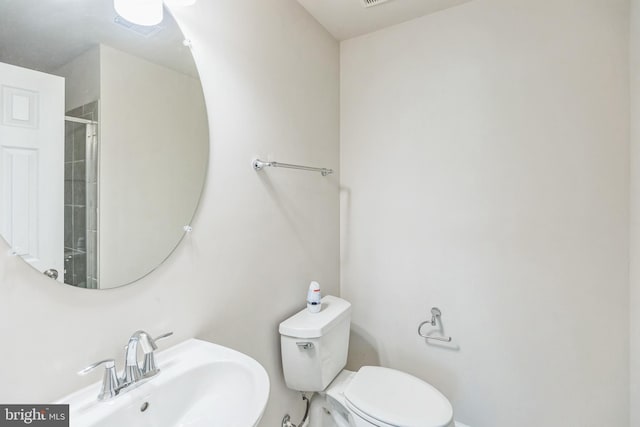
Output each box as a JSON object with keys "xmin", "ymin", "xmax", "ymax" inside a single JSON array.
[
  {"xmin": 121, "ymin": 330, "xmax": 170, "ymax": 386},
  {"xmin": 122, "ymin": 330, "xmax": 153, "ymax": 386}
]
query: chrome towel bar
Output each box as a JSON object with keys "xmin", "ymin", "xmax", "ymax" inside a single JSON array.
[{"xmin": 252, "ymin": 158, "xmax": 333, "ymax": 176}]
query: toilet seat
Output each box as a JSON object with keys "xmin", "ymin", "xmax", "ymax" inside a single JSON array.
[{"xmin": 343, "ymin": 366, "xmax": 454, "ymax": 427}]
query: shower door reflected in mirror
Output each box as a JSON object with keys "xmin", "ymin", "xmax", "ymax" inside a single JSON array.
[
  {"xmin": 64, "ymin": 110, "xmax": 98, "ymax": 288},
  {"xmin": 0, "ymin": 0, "xmax": 209, "ymax": 289}
]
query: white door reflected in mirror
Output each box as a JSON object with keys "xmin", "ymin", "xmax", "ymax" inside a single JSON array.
[{"xmin": 0, "ymin": 62, "xmax": 64, "ymax": 282}]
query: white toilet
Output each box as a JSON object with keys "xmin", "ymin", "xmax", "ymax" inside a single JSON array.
[{"xmin": 279, "ymin": 295, "xmax": 455, "ymax": 427}]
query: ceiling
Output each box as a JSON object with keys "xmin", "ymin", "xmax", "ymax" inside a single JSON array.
[
  {"xmin": 0, "ymin": 0, "xmax": 197, "ymax": 77},
  {"xmin": 296, "ymin": 0, "xmax": 472, "ymax": 41}
]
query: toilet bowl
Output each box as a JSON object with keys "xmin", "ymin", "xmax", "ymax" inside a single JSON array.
[
  {"xmin": 320, "ymin": 368, "xmax": 454, "ymax": 427},
  {"xmin": 279, "ymin": 295, "xmax": 456, "ymax": 427}
]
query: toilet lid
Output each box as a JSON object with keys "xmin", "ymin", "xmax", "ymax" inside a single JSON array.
[{"xmin": 344, "ymin": 366, "xmax": 453, "ymax": 427}]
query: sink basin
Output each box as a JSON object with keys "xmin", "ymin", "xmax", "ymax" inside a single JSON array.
[{"xmin": 56, "ymin": 339, "xmax": 270, "ymax": 427}]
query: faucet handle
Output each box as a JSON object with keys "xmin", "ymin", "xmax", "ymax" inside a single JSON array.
[
  {"xmin": 78, "ymin": 359, "xmax": 120, "ymax": 401},
  {"xmin": 141, "ymin": 332, "xmax": 173, "ymax": 377},
  {"xmin": 152, "ymin": 331, "xmax": 173, "ymax": 344},
  {"xmin": 78, "ymin": 359, "xmax": 115, "ymax": 375}
]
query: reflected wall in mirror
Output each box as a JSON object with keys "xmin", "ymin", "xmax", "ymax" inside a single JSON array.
[{"xmin": 0, "ymin": 0, "xmax": 208, "ymax": 289}]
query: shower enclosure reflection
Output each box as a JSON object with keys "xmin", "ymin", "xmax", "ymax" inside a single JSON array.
[{"xmin": 64, "ymin": 111, "xmax": 98, "ymax": 289}]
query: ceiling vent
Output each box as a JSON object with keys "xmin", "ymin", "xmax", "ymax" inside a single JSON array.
[{"xmin": 361, "ymin": 0, "xmax": 391, "ymax": 8}]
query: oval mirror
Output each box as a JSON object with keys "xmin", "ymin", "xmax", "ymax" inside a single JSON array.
[{"xmin": 0, "ymin": 0, "xmax": 208, "ymax": 289}]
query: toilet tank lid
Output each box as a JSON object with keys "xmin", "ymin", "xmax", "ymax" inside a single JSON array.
[{"xmin": 279, "ymin": 295, "xmax": 351, "ymax": 339}]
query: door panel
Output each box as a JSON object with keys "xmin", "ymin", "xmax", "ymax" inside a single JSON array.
[{"xmin": 0, "ymin": 61, "xmax": 64, "ymax": 280}]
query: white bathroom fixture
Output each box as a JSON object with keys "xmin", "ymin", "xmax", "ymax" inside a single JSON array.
[
  {"xmin": 114, "ymin": 0, "xmax": 198, "ymax": 26},
  {"xmin": 57, "ymin": 339, "xmax": 270, "ymax": 427},
  {"xmin": 279, "ymin": 295, "xmax": 455, "ymax": 427},
  {"xmin": 114, "ymin": 0, "xmax": 163, "ymax": 26}
]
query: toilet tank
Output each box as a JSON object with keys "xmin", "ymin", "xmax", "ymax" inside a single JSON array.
[{"xmin": 279, "ymin": 295, "xmax": 351, "ymax": 392}]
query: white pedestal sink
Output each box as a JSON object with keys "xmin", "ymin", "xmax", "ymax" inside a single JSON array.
[{"xmin": 56, "ymin": 339, "xmax": 270, "ymax": 427}]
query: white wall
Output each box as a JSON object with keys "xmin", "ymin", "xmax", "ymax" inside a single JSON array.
[
  {"xmin": 53, "ymin": 46, "xmax": 100, "ymax": 112},
  {"xmin": 340, "ymin": 0, "xmax": 629, "ymax": 426},
  {"xmin": 631, "ymin": 0, "xmax": 640, "ymax": 424},
  {"xmin": 98, "ymin": 44, "xmax": 208, "ymax": 288},
  {"xmin": 0, "ymin": 1, "xmax": 339, "ymax": 425}
]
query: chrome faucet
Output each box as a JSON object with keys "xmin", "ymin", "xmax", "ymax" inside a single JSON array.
[
  {"xmin": 122, "ymin": 330, "xmax": 153, "ymax": 386},
  {"xmin": 79, "ymin": 330, "xmax": 173, "ymax": 401},
  {"xmin": 122, "ymin": 330, "xmax": 173, "ymax": 385}
]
